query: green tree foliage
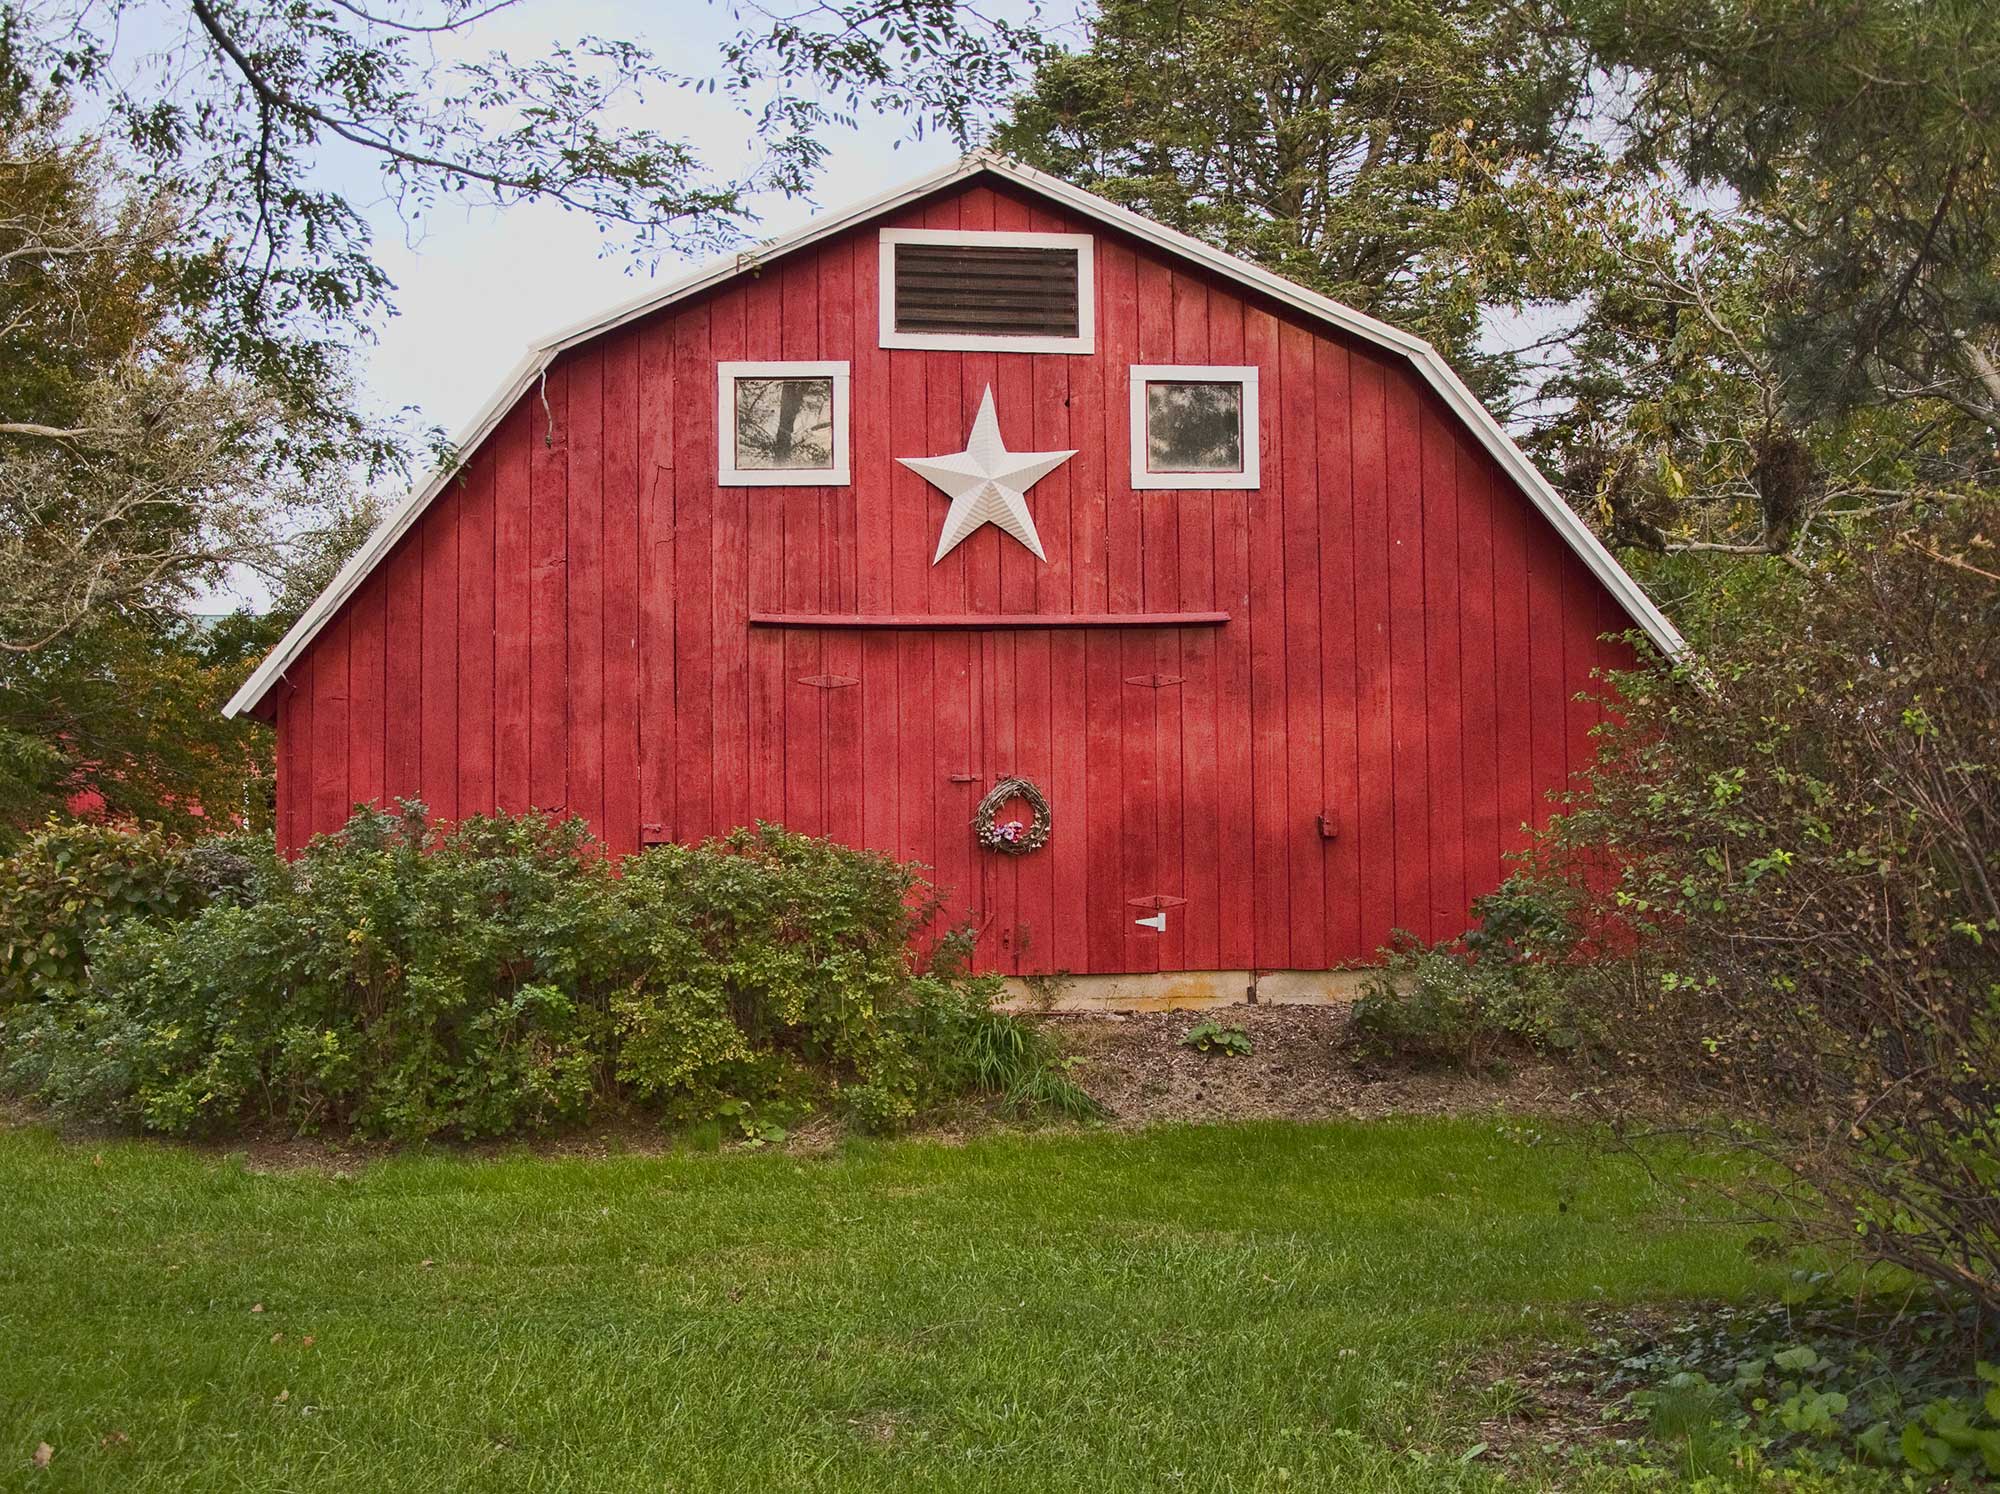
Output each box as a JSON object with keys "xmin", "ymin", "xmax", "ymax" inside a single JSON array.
[
  {"xmin": 1498, "ymin": 0, "xmax": 2000, "ymax": 1313},
  {"xmin": 0, "ymin": 73, "xmax": 340, "ymax": 650},
  {"xmin": 1530, "ymin": 0, "xmax": 2000, "ymax": 632},
  {"xmin": 0, "ymin": 0, "xmax": 1044, "ymax": 834},
  {"xmin": 1571, "ymin": 0, "xmax": 2000, "ymax": 434},
  {"xmin": 994, "ymin": 0, "xmax": 1604, "ymax": 399},
  {"xmin": 3, "ymin": 617, "xmax": 260, "ymax": 838},
  {"xmin": 1521, "ymin": 200, "xmax": 1983, "ymax": 646}
]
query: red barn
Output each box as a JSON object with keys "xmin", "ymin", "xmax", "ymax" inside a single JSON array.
[{"xmin": 228, "ymin": 152, "xmax": 1681, "ymax": 1003}]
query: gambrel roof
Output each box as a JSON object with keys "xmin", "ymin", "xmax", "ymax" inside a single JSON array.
[{"xmin": 226, "ymin": 150, "xmax": 1683, "ymax": 719}]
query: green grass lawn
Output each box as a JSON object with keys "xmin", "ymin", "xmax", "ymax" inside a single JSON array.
[{"xmin": 0, "ymin": 1118, "xmax": 1777, "ymax": 1492}]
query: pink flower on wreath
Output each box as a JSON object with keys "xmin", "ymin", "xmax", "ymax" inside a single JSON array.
[{"xmin": 996, "ymin": 819, "xmax": 1024, "ymax": 843}]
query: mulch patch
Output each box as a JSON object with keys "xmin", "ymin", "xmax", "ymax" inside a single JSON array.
[{"xmin": 1045, "ymin": 1001, "xmax": 1597, "ymax": 1127}]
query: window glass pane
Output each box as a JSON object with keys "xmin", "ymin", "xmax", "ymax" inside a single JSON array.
[
  {"xmin": 734, "ymin": 376, "xmax": 835, "ymax": 470},
  {"xmin": 1146, "ymin": 381, "xmax": 1243, "ymax": 472}
]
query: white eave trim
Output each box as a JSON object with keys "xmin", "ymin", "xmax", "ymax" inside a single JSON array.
[{"xmin": 226, "ymin": 149, "xmax": 1681, "ymax": 719}]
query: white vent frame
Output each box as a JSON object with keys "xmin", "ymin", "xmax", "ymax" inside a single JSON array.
[
  {"xmin": 1128, "ymin": 364, "xmax": 1262, "ymax": 490},
  {"xmin": 878, "ymin": 228, "xmax": 1095, "ymax": 354},
  {"xmin": 716, "ymin": 360, "xmax": 852, "ymax": 487}
]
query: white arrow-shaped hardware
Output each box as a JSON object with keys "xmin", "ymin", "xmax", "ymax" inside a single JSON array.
[{"xmin": 1134, "ymin": 910, "xmax": 1167, "ymax": 933}]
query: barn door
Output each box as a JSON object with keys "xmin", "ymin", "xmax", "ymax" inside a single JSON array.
[
  {"xmin": 1113, "ymin": 628, "xmax": 1197, "ymax": 974},
  {"xmin": 776, "ymin": 627, "xmax": 867, "ymax": 846},
  {"xmin": 746, "ymin": 622, "xmax": 1218, "ymax": 980},
  {"xmin": 966, "ymin": 625, "xmax": 1214, "ymax": 978}
]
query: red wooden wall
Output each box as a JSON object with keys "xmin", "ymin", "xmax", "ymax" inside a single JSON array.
[{"xmin": 268, "ymin": 173, "xmax": 1637, "ymax": 975}]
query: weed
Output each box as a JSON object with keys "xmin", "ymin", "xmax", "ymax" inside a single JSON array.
[{"xmin": 1182, "ymin": 1020, "xmax": 1253, "ymax": 1057}]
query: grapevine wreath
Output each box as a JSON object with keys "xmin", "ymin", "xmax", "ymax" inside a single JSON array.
[{"xmin": 973, "ymin": 776, "xmax": 1052, "ymax": 854}]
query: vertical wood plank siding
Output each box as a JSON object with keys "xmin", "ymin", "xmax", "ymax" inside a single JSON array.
[{"xmin": 268, "ymin": 179, "xmax": 1637, "ymax": 973}]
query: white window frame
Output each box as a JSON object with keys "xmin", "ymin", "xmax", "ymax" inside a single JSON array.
[
  {"xmin": 878, "ymin": 228, "xmax": 1096, "ymax": 354},
  {"xmin": 716, "ymin": 360, "xmax": 852, "ymax": 486},
  {"xmin": 1129, "ymin": 364, "xmax": 1261, "ymax": 490}
]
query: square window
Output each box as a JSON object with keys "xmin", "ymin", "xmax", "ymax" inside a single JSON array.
[
  {"xmin": 1146, "ymin": 380, "xmax": 1243, "ymax": 473},
  {"xmin": 1129, "ymin": 365, "xmax": 1261, "ymax": 489},
  {"xmin": 734, "ymin": 376, "xmax": 834, "ymax": 470},
  {"xmin": 717, "ymin": 361, "xmax": 851, "ymax": 486}
]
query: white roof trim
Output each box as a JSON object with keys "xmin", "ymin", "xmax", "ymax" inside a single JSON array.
[{"xmin": 226, "ymin": 150, "xmax": 1681, "ymax": 718}]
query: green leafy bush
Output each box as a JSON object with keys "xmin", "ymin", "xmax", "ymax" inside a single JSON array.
[
  {"xmin": 1352, "ymin": 877, "xmax": 1588, "ymax": 1067},
  {"xmin": 0, "ymin": 820, "xmax": 226, "ymax": 1006},
  {"xmin": 0, "ymin": 805, "xmax": 1092, "ymax": 1140},
  {"xmin": 1531, "ymin": 519, "xmax": 2000, "ymax": 1316},
  {"xmin": 1352, "ymin": 943, "xmax": 1488, "ymax": 1065},
  {"xmin": 610, "ymin": 826, "xmax": 940, "ymax": 1122},
  {"xmin": 1597, "ymin": 1294, "xmax": 2000, "ymax": 1484}
]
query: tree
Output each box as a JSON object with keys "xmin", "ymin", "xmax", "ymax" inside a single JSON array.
[
  {"xmin": 1511, "ymin": 0, "xmax": 2000, "ymax": 624},
  {"xmin": 1569, "ymin": 0, "xmax": 2000, "ymax": 441},
  {"xmin": 0, "ymin": 44, "xmax": 365, "ymax": 643},
  {"xmin": 1513, "ymin": 193, "xmax": 1993, "ymax": 646},
  {"xmin": 3, "ymin": 0, "xmax": 1045, "ymax": 456},
  {"xmin": 0, "ymin": 0, "xmax": 1046, "ymax": 834},
  {"xmin": 1502, "ymin": 0, "xmax": 2000, "ymax": 1311},
  {"xmin": 993, "ymin": 0, "xmax": 1604, "ymax": 401},
  {"xmin": 0, "ymin": 64, "xmax": 368, "ymax": 835}
]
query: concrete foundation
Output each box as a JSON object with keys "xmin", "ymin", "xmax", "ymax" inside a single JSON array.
[{"xmin": 996, "ymin": 968, "xmax": 1372, "ymax": 1014}]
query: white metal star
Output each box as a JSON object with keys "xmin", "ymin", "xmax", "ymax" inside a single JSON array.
[{"xmin": 899, "ymin": 385, "xmax": 1076, "ymax": 564}]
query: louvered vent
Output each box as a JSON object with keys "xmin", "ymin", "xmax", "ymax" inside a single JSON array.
[{"xmin": 892, "ymin": 242, "xmax": 1081, "ymax": 338}]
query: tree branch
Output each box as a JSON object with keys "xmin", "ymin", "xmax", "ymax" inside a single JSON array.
[
  {"xmin": 187, "ymin": 0, "xmax": 635, "ymax": 216},
  {"xmin": 0, "ymin": 421, "xmax": 112, "ymax": 442},
  {"xmin": 1904, "ymin": 537, "xmax": 2000, "ymax": 586}
]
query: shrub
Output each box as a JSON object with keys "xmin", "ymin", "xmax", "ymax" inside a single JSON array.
[
  {"xmin": 0, "ymin": 820, "xmax": 222, "ymax": 1006},
  {"xmin": 6, "ymin": 806, "xmax": 617, "ymax": 1137},
  {"xmin": 1352, "ymin": 943, "xmax": 1488, "ymax": 1065},
  {"xmin": 1528, "ymin": 517, "xmax": 2000, "ymax": 1316},
  {"xmin": 609, "ymin": 826, "xmax": 942, "ymax": 1120},
  {"xmin": 1, "ymin": 805, "xmax": 1092, "ymax": 1140},
  {"xmin": 1352, "ymin": 877, "xmax": 1589, "ymax": 1067}
]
